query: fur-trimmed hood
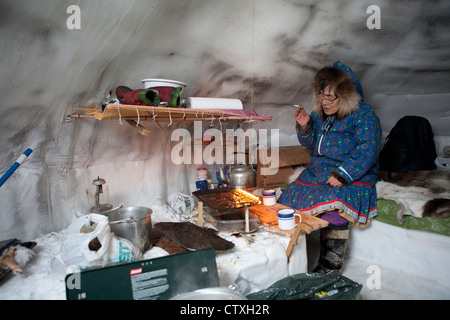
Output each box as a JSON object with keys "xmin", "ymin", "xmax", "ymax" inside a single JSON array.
[{"xmin": 312, "ymin": 61, "xmax": 363, "ymax": 120}]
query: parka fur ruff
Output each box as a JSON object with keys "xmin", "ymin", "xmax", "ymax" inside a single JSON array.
[{"xmin": 312, "ymin": 66, "xmax": 361, "ymax": 120}]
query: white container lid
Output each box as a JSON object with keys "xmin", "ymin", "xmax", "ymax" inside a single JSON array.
[
  {"xmin": 262, "ymin": 189, "xmax": 276, "ymax": 196},
  {"xmin": 142, "ymin": 78, "xmax": 187, "ymax": 88}
]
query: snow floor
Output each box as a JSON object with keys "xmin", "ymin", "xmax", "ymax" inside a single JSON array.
[
  {"xmin": 1, "ymin": 223, "xmax": 449, "ymax": 300},
  {"xmin": 343, "ymin": 257, "xmax": 450, "ymax": 300},
  {"xmin": 307, "ymin": 226, "xmax": 450, "ymax": 300}
]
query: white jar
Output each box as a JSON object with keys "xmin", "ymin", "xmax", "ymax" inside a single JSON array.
[
  {"xmin": 262, "ymin": 189, "xmax": 276, "ymax": 206},
  {"xmin": 263, "ymin": 195, "xmax": 277, "ymax": 206},
  {"xmin": 197, "ymin": 167, "xmax": 208, "ymax": 181}
]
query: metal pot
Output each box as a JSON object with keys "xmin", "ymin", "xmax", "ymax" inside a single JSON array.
[
  {"xmin": 170, "ymin": 286, "xmax": 247, "ymax": 300},
  {"xmin": 218, "ymin": 164, "xmax": 256, "ymax": 189},
  {"xmin": 102, "ymin": 206, "xmax": 152, "ymax": 253}
]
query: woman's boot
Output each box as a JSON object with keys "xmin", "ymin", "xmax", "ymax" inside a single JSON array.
[{"xmin": 313, "ymin": 227, "xmax": 349, "ymax": 275}]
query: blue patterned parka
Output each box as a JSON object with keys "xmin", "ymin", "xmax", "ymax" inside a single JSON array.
[{"xmin": 278, "ymin": 62, "xmax": 382, "ymax": 227}]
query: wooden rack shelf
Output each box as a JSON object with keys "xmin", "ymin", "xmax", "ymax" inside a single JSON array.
[
  {"xmin": 68, "ymin": 104, "xmax": 272, "ymax": 123},
  {"xmin": 67, "ymin": 104, "xmax": 271, "ymax": 136}
]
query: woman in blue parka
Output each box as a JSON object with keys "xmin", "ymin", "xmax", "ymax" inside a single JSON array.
[{"xmin": 278, "ymin": 61, "xmax": 382, "ymax": 274}]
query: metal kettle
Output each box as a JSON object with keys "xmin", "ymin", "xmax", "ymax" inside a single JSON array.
[{"xmin": 218, "ymin": 164, "xmax": 256, "ymax": 189}]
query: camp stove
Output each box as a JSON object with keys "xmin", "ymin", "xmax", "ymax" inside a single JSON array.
[
  {"xmin": 192, "ymin": 188, "xmax": 261, "ymax": 232},
  {"xmin": 192, "ymin": 188, "xmax": 261, "ymax": 211}
]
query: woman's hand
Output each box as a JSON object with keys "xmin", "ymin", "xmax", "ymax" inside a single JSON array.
[
  {"xmin": 327, "ymin": 176, "xmax": 343, "ymax": 187},
  {"xmin": 295, "ymin": 105, "xmax": 310, "ymax": 127}
]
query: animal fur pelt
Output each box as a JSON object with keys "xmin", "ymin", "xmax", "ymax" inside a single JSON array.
[
  {"xmin": 0, "ymin": 240, "xmax": 36, "ymax": 281},
  {"xmin": 154, "ymin": 222, "xmax": 235, "ymax": 251},
  {"xmin": 376, "ymin": 170, "xmax": 450, "ymax": 224}
]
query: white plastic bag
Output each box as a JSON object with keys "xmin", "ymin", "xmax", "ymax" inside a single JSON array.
[
  {"xmin": 108, "ymin": 236, "xmax": 142, "ymax": 263},
  {"xmin": 59, "ymin": 214, "xmax": 141, "ymax": 269}
]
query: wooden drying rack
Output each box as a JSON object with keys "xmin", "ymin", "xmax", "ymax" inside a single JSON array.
[{"xmin": 67, "ymin": 104, "xmax": 272, "ymax": 136}]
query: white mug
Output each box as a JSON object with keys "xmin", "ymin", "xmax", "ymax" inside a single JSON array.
[{"xmin": 277, "ymin": 208, "xmax": 302, "ymax": 230}]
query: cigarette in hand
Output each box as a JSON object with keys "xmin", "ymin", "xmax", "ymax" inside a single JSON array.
[{"xmin": 293, "ymin": 104, "xmax": 303, "ymax": 109}]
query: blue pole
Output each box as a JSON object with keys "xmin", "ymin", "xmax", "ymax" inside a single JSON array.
[{"xmin": 0, "ymin": 148, "xmax": 33, "ymax": 188}]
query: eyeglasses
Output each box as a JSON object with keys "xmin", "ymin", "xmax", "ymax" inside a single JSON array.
[{"xmin": 319, "ymin": 92, "xmax": 339, "ymax": 104}]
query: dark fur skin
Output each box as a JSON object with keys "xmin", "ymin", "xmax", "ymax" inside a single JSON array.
[
  {"xmin": 377, "ymin": 170, "xmax": 450, "ymax": 194},
  {"xmin": 422, "ymin": 199, "xmax": 450, "ymax": 219},
  {"xmin": 378, "ymin": 169, "xmax": 450, "ymax": 219}
]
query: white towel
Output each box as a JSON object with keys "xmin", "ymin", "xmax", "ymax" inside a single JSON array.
[{"xmin": 186, "ymin": 97, "xmax": 243, "ymax": 109}]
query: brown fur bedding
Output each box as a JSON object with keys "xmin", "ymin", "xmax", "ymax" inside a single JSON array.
[{"xmin": 376, "ymin": 170, "xmax": 450, "ymax": 225}]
